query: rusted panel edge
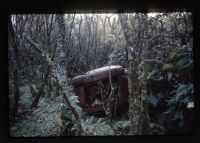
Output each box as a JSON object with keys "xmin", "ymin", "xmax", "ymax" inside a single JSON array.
[{"xmin": 71, "ymin": 68, "xmax": 125, "ymax": 87}]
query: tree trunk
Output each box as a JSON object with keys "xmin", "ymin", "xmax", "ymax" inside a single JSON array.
[
  {"xmin": 118, "ymin": 13, "xmax": 141, "ymax": 135},
  {"xmin": 8, "ymin": 15, "xmax": 20, "ymax": 119},
  {"xmin": 31, "ymin": 65, "xmax": 50, "ymax": 107},
  {"xmin": 56, "ymin": 14, "xmax": 84, "ymax": 135},
  {"xmin": 139, "ymin": 14, "xmax": 151, "ymax": 135},
  {"xmin": 24, "ymin": 14, "xmax": 84, "ymax": 136},
  {"xmin": 138, "ymin": 61, "xmax": 152, "ymax": 135}
]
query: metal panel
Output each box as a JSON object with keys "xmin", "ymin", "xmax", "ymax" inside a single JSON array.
[{"xmin": 71, "ymin": 65, "xmax": 129, "ymax": 116}]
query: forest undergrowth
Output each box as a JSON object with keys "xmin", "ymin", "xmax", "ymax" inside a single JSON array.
[
  {"xmin": 9, "ymin": 83, "xmax": 166, "ymax": 136},
  {"xmin": 8, "ymin": 12, "xmax": 193, "ymax": 136}
]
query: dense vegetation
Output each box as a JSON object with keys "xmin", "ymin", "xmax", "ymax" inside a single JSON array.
[{"xmin": 8, "ymin": 12, "xmax": 193, "ymax": 136}]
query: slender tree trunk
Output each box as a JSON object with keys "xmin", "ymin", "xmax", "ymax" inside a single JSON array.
[
  {"xmin": 8, "ymin": 15, "xmax": 20, "ymax": 119},
  {"xmin": 139, "ymin": 14, "xmax": 151, "ymax": 135},
  {"xmin": 139, "ymin": 62, "xmax": 152, "ymax": 135},
  {"xmin": 31, "ymin": 65, "xmax": 50, "ymax": 107},
  {"xmin": 55, "ymin": 14, "xmax": 84, "ymax": 135},
  {"xmin": 25, "ymin": 14, "xmax": 84, "ymax": 135},
  {"xmin": 118, "ymin": 13, "xmax": 141, "ymax": 135}
]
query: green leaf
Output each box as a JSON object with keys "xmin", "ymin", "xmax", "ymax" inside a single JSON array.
[
  {"xmin": 166, "ymin": 51, "xmax": 179, "ymax": 62},
  {"xmin": 148, "ymin": 95, "xmax": 159, "ymax": 107},
  {"xmin": 97, "ymin": 118, "xmax": 103, "ymax": 123},
  {"xmin": 68, "ymin": 95, "xmax": 82, "ymax": 116},
  {"xmin": 162, "ymin": 63, "xmax": 175, "ymax": 71},
  {"xmin": 175, "ymin": 53, "xmax": 193, "ymax": 71},
  {"xmin": 147, "ymin": 70, "xmax": 158, "ymax": 80},
  {"xmin": 147, "ymin": 70, "xmax": 164, "ymax": 82},
  {"xmin": 144, "ymin": 59, "xmax": 164, "ymax": 65},
  {"xmin": 114, "ymin": 120, "xmax": 131, "ymax": 129},
  {"xmin": 90, "ymin": 116, "xmax": 94, "ymax": 123},
  {"xmin": 69, "ymin": 95, "xmax": 79, "ymax": 104},
  {"xmin": 164, "ymin": 52, "xmax": 193, "ymax": 72},
  {"xmin": 81, "ymin": 116, "xmax": 115, "ymax": 135}
]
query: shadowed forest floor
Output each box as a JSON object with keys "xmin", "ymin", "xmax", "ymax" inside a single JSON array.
[
  {"xmin": 10, "ymin": 85, "xmax": 63, "ymax": 137},
  {"xmin": 10, "ymin": 86, "xmax": 166, "ymax": 137}
]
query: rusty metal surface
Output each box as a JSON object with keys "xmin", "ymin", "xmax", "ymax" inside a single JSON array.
[
  {"xmin": 71, "ymin": 66, "xmax": 125, "ymax": 87},
  {"xmin": 84, "ymin": 97, "xmax": 129, "ymax": 116},
  {"xmin": 71, "ymin": 65, "xmax": 129, "ymax": 116}
]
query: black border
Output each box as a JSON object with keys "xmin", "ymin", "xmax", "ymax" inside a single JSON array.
[{"xmin": 1, "ymin": 0, "xmax": 200, "ymax": 143}]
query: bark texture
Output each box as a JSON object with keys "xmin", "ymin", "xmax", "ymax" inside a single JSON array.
[
  {"xmin": 8, "ymin": 15, "xmax": 20, "ymax": 119},
  {"xmin": 118, "ymin": 13, "xmax": 141, "ymax": 135}
]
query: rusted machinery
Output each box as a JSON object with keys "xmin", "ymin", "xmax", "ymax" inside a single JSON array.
[{"xmin": 71, "ymin": 65, "xmax": 129, "ymax": 117}]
